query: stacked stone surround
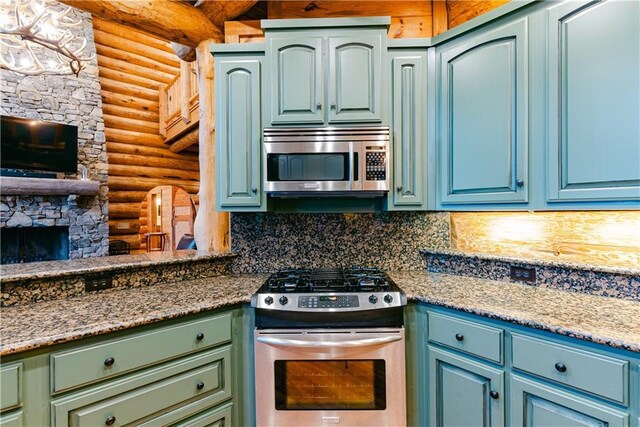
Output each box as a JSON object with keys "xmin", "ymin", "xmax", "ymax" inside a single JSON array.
[{"xmin": 0, "ymin": 1, "xmax": 108, "ymax": 258}]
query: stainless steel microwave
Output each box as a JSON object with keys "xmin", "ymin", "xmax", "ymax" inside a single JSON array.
[{"xmin": 263, "ymin": 126, "xmax": 390, "ymax": 197}]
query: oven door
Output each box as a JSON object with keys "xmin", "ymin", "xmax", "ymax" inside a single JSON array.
[
  {"xmin": 264, "ymin": 141, "xmax": 362, "ymax": 193},
  {"xmin": 254, "ymin": 328, "xmax": 406, "ymax": 427}
]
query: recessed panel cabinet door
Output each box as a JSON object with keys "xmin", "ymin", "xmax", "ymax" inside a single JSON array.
[
  {"xmin": 429, "ymin": 347, "xmax": 504, "ymax": 427},
  {"xmin": 510, "ymin": 376, "xmax": 627, "ymax": 427},
  {"xmin": 439, "ymin": 19, "xmax": 529, "ymax": 204},
  {"xmin": 547, "ymin": 0, "xmax": 640, "ymax": 202},
  {"xmin": 328, "ymin": 35, "xmax": 383, "ymax": 123},
  {"xmin": 269, "ymin": 38, "xmax": 324, "ymax": 124},
  {"xmin": 390, "ymin": 52, "xmax": 426, "ymax": 208},
  {"xmin": 215, "ymin": 58, "xmax": 262, "ymax": 209}
]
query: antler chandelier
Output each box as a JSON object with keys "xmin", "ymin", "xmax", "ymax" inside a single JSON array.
[{"xmin": 0, "ymin": 0, "xmax": 94, "ymax": 76}]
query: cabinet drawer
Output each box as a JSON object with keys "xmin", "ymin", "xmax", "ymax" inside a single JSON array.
[
  {"xmin": 512, "ymin": 334, "xmax": 629, "ymax": 404},
  {"xmin": 69, "ymin": 349, "xmax": 230, "ymax": 426},
  {"xmin": 0, "ymin": 363, "xmax": 22, "ymax": 411},
  {"xmin": 428, "ymin": 312, "xmax": 503, "ymax": 364},
  {"xmin": 174, "ymin": 402, "xmax": 232, "ymax": 427},
  {"xmin": 0, "ymin": 410, "xmax": 23, "ymax": 427},
  {"xmin": 51, "ymin": 313, "xmax": 231, "ymax": 393}
]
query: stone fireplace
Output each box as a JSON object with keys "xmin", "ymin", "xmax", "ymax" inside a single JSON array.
[{"xmin": 0, "ymin": 0, "xmax": 108, "ymax": 262}]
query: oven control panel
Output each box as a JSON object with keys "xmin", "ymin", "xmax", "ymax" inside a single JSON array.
[
  {"xmin": 366, "ymin": 150, "xmax": 387, "ymax": 181},
  {"xmin": 298, "ymin": 295, "xmax": 360, "ymax": 309}
]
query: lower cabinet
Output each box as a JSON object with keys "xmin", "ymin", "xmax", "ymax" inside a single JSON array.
[
  {"xmin": 417, "ymin": 307, "xmax": 640, "ymax": 427},
  {"xmin": 429, "ymin": 347, "xmax": 504, "ymax": 427}
]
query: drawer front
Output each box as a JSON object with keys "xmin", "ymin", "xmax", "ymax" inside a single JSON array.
[
  {"xmin": 0, "ymin": 363, "xmax": 22, "ymax": 411},
  {"xmin": 428, "ymin": 312, "xmax": 503, "ymax": 364},
  {"xmin": 69, "ymin": 348, "xmax": 231, "ymax": 426},
  {"xmin": 174, "ymin": 402, "xmax": 232, "ymax": 427},
  {"xmin": 0, "ymin": 411, "xmax": 23, "ymax": 427},
  {"xmin": 512, "ymin": 334, "xmax": 628, "ymax": 404},
  {"xmin": 51, "ymin": 313, "xmax": 231, "ymax": 393}
]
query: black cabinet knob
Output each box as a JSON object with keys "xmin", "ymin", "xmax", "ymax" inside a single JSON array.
[
  {"xmin": 105, "ymin": 416, "xmax": 116, "ymax": 425},
  {"xmin": 196, "ymin": 332, "xmax": 205, "ymax": 341},
  {"xmin": 396, "ymin": 186, "xmax": 402, "ymax": 192},
  {"xmin": 251, "ymin": 187, "xmax": 258, "ymax": 194},
  {"xmin": 490, "ymin": 391, "xmax": 499, "ymax": 400},
  {"xmin": 554, "ymin": 362, "xmax": 567, "ymax": 373},
  {"xmin": 196, "ymin": 381, "xmax": 205, "ymax": 391},
  {"xmin": 104, "ymin": 357, "xmax": 115, "ymax": 367},
  {"xmin": 455, "ymin": 333, "xmax": 464, "ymax": 342},
  {"xmin": 516, "ymin": 179, "xmax": 524, "ymax": 188}
]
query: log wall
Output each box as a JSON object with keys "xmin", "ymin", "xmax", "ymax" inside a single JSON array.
[
  {"xmin": 451, "ymin": 212, "xmax": 640, "ymax": 269},
  {"xmin": 93, "ymin": 18, "xmax": 200, "ymax": 252}
]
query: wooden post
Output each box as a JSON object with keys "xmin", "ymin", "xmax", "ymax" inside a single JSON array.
[
  {"xmin": 432, "ymin": 0, "xmax": 449, "ymax": 36},
  {"xmin": 180, "ymin": 60, "xmax": 192, "ymax": 124},
  {"xmin": 193, "ymin": 39, "xmax": 229, "ymax": 252}
]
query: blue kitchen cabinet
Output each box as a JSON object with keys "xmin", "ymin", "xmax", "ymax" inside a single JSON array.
[
  {"xmin": 268, "ymin": 37, "xmax": 324, "ymax": 124},
  {"xmin": 214, "ymin": 50, "xmax": 265, "ymax": 211},
  {"xmin": 546, "ymin": 0, "xmax": 640, "ymax": 203},
  {"xmin": 388, "ymin": 49, "xmax": 429, "ymax": 209},
  {"xmin": 429, "ymin": 347, "xmax": 505, "ymax": 426},
  {"xmin": 437, "ymin": 18, "xmax": 529, "ymax": 205}
]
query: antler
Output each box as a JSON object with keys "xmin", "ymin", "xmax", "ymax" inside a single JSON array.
[{"xmin": 0, "ymin": 0, "xmax": 94, "ymax": 76}]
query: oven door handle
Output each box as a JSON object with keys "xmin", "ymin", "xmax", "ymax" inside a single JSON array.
[{"xmin": 256, "ymin": 335, "xmax": 402, "ymax": 348}]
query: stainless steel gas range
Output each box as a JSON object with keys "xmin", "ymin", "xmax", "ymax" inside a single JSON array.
[{"xmin": 251, "ymin": 268, "xmax": 407, "ymax": 427}]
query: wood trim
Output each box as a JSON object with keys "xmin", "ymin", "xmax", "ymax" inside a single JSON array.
[{"xmin": 432, "ymin": 0, "xmax": 449, "ymax": 36}]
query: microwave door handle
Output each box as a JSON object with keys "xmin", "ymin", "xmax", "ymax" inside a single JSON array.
[
  {"xmin": 256, "ymin": 335, "xmax": 402, "ymax": 348},
  {"xmin": 348, "ymin": 141, "xmax": 354, "ymax": 191}
]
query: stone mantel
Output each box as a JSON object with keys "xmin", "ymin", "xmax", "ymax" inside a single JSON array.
[{"xmin": 0, "ymin": 177, "xmax": 100, "ymax": 196}]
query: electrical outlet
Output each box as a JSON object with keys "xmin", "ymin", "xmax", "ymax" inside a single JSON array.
[
  {"xmin": 510, "ymin": 266, "xmax": 536, "ymax": 283},
  {"xmin": 85, "ymin": 273, "xmax": 113, "ymax": 292}
]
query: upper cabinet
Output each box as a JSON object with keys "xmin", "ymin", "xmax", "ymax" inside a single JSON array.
[
  {"xmin": 437, "ymin": 18, "xmax": 529, "ymax": 205},
  {"xmin": 265, "ymin": 19, "xmax": 388, "ymax": 126},
  {"xmin": 546, "ymin": 0, "xmax": 640, "ymax": 203}
]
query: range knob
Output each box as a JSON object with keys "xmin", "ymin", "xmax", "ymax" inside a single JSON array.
[
  {"xmin": 384, "ymin": 294, "xmax": 393, "ymax": 304},
  {"xmin": 369, "ymin": 295, "xmax": 378, "ymax": 304},
  {"xmin": 279, "ymin": 296, "xmax": 289, "ymax": 306},
  {"xmin": 264, "ymin": 296, "xmax": 274, "ymax": 306}
]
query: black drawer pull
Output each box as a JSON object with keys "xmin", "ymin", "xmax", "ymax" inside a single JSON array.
[
  {"xmin": 105, "ymin": 416, "xmax": 116, "ymax": 425},
  {"xmin": 455, "ymin": 333, "xmax": 464, "ymax": 342},
  {"xmin": 196, "ymin": 381, "xmax": 205, "ymax": 391},
  {"xmin": 196, "ymin": 332, "xmax": 205, "ymax": 341},
  {"xmin": 489, "ymin": 391, "xmax": 499, "ymax": 399},
  {"xmin": 554, "ymin": 362, "xmax": 567, "ymax": 373},
  {"xmin": 104, "ymin": 357, "xmax": 115, "ymax": 367}
]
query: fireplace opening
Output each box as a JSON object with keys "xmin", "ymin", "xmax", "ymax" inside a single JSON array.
[{"xmin": 1, "ymin": 226, "xmax": 70, "ymax": 264}]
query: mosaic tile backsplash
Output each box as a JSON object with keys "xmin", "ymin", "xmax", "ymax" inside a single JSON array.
[{"xmin": 230, "ymin": 211, "xmax": 450, "ymax": 273}]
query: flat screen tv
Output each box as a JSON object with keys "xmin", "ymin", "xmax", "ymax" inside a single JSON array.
[{"xmin": 1, "ymin": 115, "xmax": 78, "ymax": 173}]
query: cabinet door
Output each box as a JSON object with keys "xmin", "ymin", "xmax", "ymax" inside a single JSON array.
[
  {"xmin": 439, "ymin": 18, "xmax": 529, "ymax": 204},
  {"xmin": 390, "ymin": 51, "xmax": 427, "ymax": 208},
  {"xmin": 510, "ymin": 376, "xmax": 628, "ymax": 427},
  {"xmin": 328, "ymin": 34, "xmax": 383, "ymax": 123},
  {"xmin": 269, "ymin": 37, "xmax": 324, "ymax": 124},
  {"xmin": 429, "ymin": 347, "xmax": 504, "ymax": 427},
  {"xmin": 215, "ymin": 57, "xmax": 262, "ymax": 209},
  {"xmin": 546, "ymin": 0, "xmax": 640, "ymax": 202}
]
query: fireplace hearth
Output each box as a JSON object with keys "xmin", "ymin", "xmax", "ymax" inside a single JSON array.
[{"xmin": 1, "ymin": 226, "xmax": 69, "ymax": 264}]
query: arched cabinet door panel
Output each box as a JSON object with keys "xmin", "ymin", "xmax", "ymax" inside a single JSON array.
[
  {"xmin": 438, "ymin": 18, "xmax": 529, "ymax": 205},
  {"xmin": 546, "ymin": 0, "xmax": 640, "ymax": 202}
]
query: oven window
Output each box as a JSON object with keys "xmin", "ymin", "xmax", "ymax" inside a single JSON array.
[
  {"xmin": 274, "ymin": 360, "xmax": 386, "ymax": 410},
  {"xmin": 267, "ymin": 154, "xmax": 358, "ymax": 181}
]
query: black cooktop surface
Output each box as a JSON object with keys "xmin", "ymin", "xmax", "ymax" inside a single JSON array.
[{"xmin": 257, "ymin": 267, "xmax": 399, "ymax": 293}]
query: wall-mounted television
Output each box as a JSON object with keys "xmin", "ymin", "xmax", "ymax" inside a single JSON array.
[{"xmin": 1, "ymin": 115, "xmax": 78, "ymax": 174}]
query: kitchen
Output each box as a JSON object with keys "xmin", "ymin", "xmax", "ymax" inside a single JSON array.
[{"xmin": 1, "ymin": 0, "xmax": 639, "ymax": 426}]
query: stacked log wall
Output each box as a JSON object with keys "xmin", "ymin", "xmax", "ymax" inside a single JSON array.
[{"xmin": 93, "ymin": 18, "xmax": 200, "ymax": 251}]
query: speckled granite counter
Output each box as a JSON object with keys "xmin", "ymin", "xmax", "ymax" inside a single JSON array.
[
  {"xmin": 2, "ymin": 270, "xmax": 639, "ymax": 357},
  {"xmin": 0, "ymin": 274, "xmax": 267, "ymax": 356},
  {"xmin": 392, "ymin": 271, "xmax": 640, "ymax": 353}
]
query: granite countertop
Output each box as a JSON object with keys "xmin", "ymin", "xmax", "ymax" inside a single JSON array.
[
  {"xmin": 0, "ymin": 251, "xmax": 238, "ymax": 283},
  {"xmin": 392, "ymin": 271, "xmax": 640, "ymax": 352},
  {"xmin": 420, "ymin": 248, "xmax": 640, "ymax": 276},
  {"xmin": 2, "ymin": 271, "xmax": 639, "ymax": 356},
  {"xmin": 0, "ymin": 274, "xmax": 268, "ymax": 356}
]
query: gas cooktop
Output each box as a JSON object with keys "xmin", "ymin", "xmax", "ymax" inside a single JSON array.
[{"xmin": 252, "ymin": 267, "xmax": 406, "ymax": 312}]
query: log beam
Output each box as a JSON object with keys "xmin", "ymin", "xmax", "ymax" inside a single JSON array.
[
  {"xmin": 59, "ymin": 0, "xmax": 223, "ymax": 47},
  {"xmin": 193, "ymin": 39, "xmax": 229, "ymax": 253},
  {"xmin": 169, "ymin": 127, "xmax": 199, "ymax": 153}
]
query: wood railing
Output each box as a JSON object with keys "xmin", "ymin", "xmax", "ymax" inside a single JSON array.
[{"xmin": 159, "ymin": 61, "xmax": 199, "ymax": 143}]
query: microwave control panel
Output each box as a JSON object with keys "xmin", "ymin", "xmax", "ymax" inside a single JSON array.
[{"xmin": 366, "ymin": 151, "xmax": 387, "ymax": 181}]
